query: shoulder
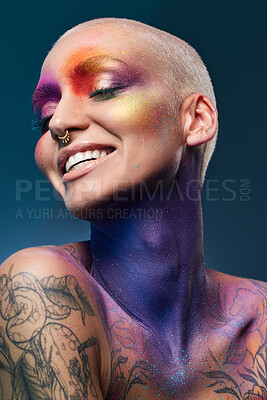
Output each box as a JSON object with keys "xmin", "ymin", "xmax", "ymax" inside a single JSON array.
[
  {"xmin": 207, "ymin": 268, "xmax": 267, "ymax": 343},
  {"xmin": 206, "ymin": 268, "xmax": 266, "ymax": 334},
  {"xmin": 207, "ymin": 267, "xmax": 267, "ymax": 306},
  {"xmin": 0, "ymin": 243, "xmax": 102, "ymax": 334},
  {"xmin": 0, "ymin": 245, "xmax": 110, "ymax": 399},
  {"xmin": 1, "ymin": 242, "xmax": 90, "ymax": 272}
]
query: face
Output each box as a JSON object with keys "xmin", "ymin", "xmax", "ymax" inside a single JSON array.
[{"xmin": 33, "ymin": 24, "xmax": 184, "ymax": 219}]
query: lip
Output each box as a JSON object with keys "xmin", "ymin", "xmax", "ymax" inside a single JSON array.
[
  {"xmin": 57, "ymin": 142, "xmax": 116, "ymax": 175},
  {"xmin": 63, "ymin": 149, "xmax": 117, "ymax": 183}
]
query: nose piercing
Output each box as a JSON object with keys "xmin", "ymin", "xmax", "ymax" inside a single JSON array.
[{"xmin": 57, "ymin": 130, "xmax": 70, "ymax": 144}]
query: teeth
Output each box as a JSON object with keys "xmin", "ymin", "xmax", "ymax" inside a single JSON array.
[
  {"xmin": 92, "ymin": 150, "xmax": 100, "ymax": 158},
  {"xmin": 85, "ymin": 150, "xmax": 92, "ymax": 158},
  {"xmin": 65, "ymin": 148, "xmax": 113, "ymax": 173},
  {"xmin": 75, "ymin": 152, "xmax": 84, "ymax": 163}
]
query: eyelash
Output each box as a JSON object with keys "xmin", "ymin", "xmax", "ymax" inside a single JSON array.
[
  {"xmin": 89, "ymin": 85, "xmax": 123, "ymax": 99},
  {"xmin": 32, "ymin": 86, "xmax": 123, "ymax": 135}
]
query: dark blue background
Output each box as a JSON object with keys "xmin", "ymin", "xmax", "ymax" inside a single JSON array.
[{"xmin": 1, "ymin": 0, "xmax": 266, "ymax": 281}]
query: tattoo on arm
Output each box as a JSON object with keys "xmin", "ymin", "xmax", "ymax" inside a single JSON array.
[{"xmin": 0, "ymin": 264, "xmax": 100, "ymax": 399}]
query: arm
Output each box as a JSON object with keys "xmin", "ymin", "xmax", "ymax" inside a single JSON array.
[{"xmin": 0, "ymin": 247, "xmax": 109, "ymax": 400}]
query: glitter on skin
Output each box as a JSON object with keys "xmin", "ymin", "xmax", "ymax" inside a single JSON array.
[{"xmin": 108, "ymin": 91, "xmax": 173, "ymax": 151}]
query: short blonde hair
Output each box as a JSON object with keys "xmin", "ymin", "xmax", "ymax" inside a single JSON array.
[{"xmin": 56, "ymin": 17, "xmax": 218, "ymax": 185}]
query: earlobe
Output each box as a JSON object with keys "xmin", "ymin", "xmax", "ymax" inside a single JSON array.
[
  {"xmin": 186, "ymin": 126, "xmax": 215, "ymax": 147},
  {"xmin": 183, "ymin": 94, "xmax": 218, "ymax": 147}
]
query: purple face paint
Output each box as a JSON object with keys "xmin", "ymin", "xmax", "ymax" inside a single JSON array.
[{"xmin": 32, "ymin": 80, "xmax": 61, "ymax": 118}]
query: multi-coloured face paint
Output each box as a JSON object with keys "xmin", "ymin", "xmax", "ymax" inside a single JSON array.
[
  {"xmin": 32, "ymin": 48, "xmax": 147, "ymax": 136},
  {"xmin": 60, "ymin": 50, "xmax": 172, "ymax": 139},
  {"xmin": 60, "ymin": 48, "xmax": 143, "ymax": 98}
]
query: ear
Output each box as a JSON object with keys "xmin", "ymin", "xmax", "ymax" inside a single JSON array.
[{"xmin": 180, "ymin": 94, "xmax": 218, "ymax": 147}]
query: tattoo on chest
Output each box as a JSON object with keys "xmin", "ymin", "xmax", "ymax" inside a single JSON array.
[
  {"xmin": 201, "ymin": 281, "xmax": 267, "ymax": 399},
  {"xmin": 101, "ymin": 301, "xmax": 151, "ymax": 399}
]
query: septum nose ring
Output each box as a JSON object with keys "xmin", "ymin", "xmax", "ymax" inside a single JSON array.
[{"xmin": 57, "ymin": 129, "xmax": 70, "ymax": 144}]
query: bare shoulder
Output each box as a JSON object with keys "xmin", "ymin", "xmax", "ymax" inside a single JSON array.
[
  {"xmin": 206, "ymin": 268, "xmax": 266, "ymax": 349},
  {"xmin": 1, "ymin": 241, "xmax": 91, "ymax": 272},
  {"xmin": 207, "ymin": 267, "xmax": 267, "ymax": 310},
  {"xmin": 0, "ymin": 245, "xmax": 110, "ymax": 399},
  {"xmin": 206, "ymin": 268, "xmax": 267, "ymax": 358}
]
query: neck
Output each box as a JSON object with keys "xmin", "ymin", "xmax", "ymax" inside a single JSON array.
[{"xmin": 90, "ymin": 147, "xmax": 209, "ymax": 349}]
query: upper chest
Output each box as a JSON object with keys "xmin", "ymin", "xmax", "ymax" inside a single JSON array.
[
  {"xmin": 99, "ymin": 290, "xmax": 266, "ymax": 400},
  {"xmin": 69, "ymin": 244, "xmax": 266, "ymax": 398}
]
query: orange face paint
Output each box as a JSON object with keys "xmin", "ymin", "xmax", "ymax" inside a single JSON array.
[{"xmin": 60, "ymin": 48, "xmax": 143, "ymax": 97}]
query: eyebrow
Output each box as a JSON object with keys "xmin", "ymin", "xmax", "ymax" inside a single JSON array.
[{"xmin": 69, "ymin": 55, "xmax": 127, "ymax": 74}]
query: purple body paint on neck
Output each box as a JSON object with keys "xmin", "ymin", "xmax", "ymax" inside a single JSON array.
[{"xmin": 90, "ymin": 146, "xmax": 208, "ymax": 354}]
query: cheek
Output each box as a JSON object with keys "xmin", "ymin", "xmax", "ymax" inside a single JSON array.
[
  {"xmin": 108, "ymin": 91, "xmax": 173, "ymax": 138},
  {"xmin": 34, "ymin": 135, "xmax": 54, "ymax": 175},
  {"xmin": 107, "ymin": 92, "xmax": 179, "ymax": 174}
]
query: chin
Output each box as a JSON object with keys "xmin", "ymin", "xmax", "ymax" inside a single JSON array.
[
  {"xmin": 63, "ymin": 182, "xmax": 144, "ymax": 222},
  {"xmin": 64, "ymin": 193, "xmax": 112, "ymax": 222}
]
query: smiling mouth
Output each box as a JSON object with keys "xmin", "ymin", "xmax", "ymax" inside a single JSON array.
[{"xmin": 64, "ymin": 147, "xmax": 116, "ymax": 173}]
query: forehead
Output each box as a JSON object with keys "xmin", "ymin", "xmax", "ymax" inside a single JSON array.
[{"xmin": 42, "ymin": 24, "xmax": 147, "ymax": 74}]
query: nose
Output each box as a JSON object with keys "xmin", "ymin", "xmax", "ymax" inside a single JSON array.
[{"xmin": 49, "ymin": 93, "xmax": 90, "ymax": 143}]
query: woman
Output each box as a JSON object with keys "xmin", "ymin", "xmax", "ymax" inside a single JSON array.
[{"xmin": 0, "ymin": 17, "xmax": 266, "ymax": 400}]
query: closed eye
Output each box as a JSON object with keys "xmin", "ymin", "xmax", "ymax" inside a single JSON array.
[{"xmin": 89, "ymin": 86, "xmax": 124, "ymax": 100}]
